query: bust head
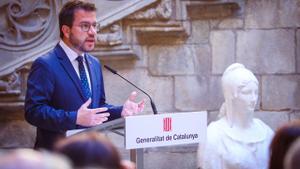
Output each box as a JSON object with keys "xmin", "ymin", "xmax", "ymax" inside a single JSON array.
[{"xmin": 221, "ymin": 63, "xmax": 258, "ymax": 126}]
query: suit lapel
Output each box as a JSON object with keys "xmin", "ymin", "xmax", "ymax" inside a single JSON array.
[
  {"xmin": 85, "ymin": 54, "xmax": 97, "ymax": 108},
  {"xmin": 54, "ymin": 45, "xmax": 86, "ymax": 101}
]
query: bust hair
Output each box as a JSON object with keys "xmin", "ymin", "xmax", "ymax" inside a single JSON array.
[{"xmin": 219, "ymin": 63, "xmax": 258, "ymax": 119}]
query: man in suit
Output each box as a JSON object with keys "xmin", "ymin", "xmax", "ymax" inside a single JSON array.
[{"xmin": 25, "ymin": 0, "xmax": 145, "ymax": 150}]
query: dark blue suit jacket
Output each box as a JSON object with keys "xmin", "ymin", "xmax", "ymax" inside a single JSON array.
[{"xmin": 25, "ymin": 44, "xmax": 122, "ymax": 150}]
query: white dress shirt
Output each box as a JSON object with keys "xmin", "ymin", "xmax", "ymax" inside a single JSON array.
[{"xmin": 59, "ymin": 40, "xmax": 92, "ymax": 91}]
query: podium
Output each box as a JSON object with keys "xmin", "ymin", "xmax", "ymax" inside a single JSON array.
[{"xmin": 71, "ymin": 111, "xmax": 207, "ymax": 169}]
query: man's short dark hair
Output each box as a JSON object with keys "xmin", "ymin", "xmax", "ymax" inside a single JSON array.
[{"xmin": 59, "ymin": 0, "xmax": 97, "ymax": 38}]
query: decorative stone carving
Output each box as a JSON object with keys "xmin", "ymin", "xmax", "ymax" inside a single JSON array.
[
  {"xmin": 0, "ymin": 63, "xmax": 30, "ymax": 100},
  {"xmin": 96, "ymin": 0, "xmax": 158, "ymax": 28},
  {"xmin": 97, "ymin": 24, "xmax": 123, "ymax": 46},
  {"xmin": 0, "ymin": 72, "xmax": 21, "ymax": 95},
  {"xmin": 127, "ymin": 0, "xmax": 172, "ymax": 20},
  {"xmin": 0, "ymin": 0, "xmax": 58, "ymax": 51}
]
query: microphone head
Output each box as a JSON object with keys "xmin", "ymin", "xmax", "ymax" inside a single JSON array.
[{"xmin": 104, "ymin": 65, "xmax": 117, "ymax": 74}]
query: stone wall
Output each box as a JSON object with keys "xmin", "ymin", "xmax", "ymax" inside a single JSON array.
[
  {"xmin": 0, "ymin": 0, "xmax": 299, "ymax": 168},
  {"xmin": 103, "ymin": 1, "xmax": 300, "ymax": 168},
  {"xmin": 103, "ymin": 0, "xmax": 300, "ymax": 129}
]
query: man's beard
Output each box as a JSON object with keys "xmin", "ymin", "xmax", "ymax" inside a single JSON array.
[{"xmin": 69, "ymin": 33, "xmax": 94, "ymax": 52}]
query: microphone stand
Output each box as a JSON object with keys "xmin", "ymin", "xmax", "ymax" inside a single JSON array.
[{"xmin": 104, "ymin": 65, "xmax": 158, "ymax": 115}]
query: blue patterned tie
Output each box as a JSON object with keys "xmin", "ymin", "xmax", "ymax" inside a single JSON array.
[{"xmin": 76, "ymin": 56, "xmax": 91, "ymax": 99}]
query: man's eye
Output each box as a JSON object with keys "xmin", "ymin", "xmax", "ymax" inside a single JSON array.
[
  {"xmin": 79, "ymin": 23, "xmax": 89, "ymax": 30},
  {"xmin": 82, "ymin": 24, "xmax": 89, "ymax": 28}
]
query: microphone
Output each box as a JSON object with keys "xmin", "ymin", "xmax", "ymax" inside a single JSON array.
[{"xmin": 104, "ymin": 65, "xmax": 158, "ymax": 115}]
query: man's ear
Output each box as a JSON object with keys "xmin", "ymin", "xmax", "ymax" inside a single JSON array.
[{"xmin": 61, "ymin": 25, "xmax": 71, "ymax": 39}]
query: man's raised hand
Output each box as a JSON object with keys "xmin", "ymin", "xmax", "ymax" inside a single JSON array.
[
  {"xmin": 121, "ymin": 91, "xmax": 145, "ymax": 117},
  {"xmin": 76, "ymin": 98, "xmax": 110, "ymax": 127}
]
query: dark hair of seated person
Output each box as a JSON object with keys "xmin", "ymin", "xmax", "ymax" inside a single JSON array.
[
  {"xmin": 54, "ymin": 131, "xmax": 123, "ymax": 169},
  {"xmin": 284, "ymin": 137, "xmax": 300, "ymax": 169},
  {"xmin": 268, "ymin": 120, "xmax": 300, "ymax": 169}
]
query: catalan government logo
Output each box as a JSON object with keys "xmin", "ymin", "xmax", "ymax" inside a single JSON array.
[{"xmin": 163, "ymin": 117, "xmax": 172, "ymax": 132}]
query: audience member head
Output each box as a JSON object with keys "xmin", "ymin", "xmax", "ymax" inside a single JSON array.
[
  {"xmin": 269, "ymin": 120, "xmax": 300, "ymax": 169},
  {"xmin": 0, "ymin": 148, "xmax": 71, "ymax": 169},
  {"xmin": 55, "ymin": 131, "xmax": 134, "ymax": 169},
  {"xmin": 284, "ymin": 138, "xmax": 300, "ymax": 169},
  {"xmin": 220, "ymin": 63, "xmax": 258, "ymax": 126}
]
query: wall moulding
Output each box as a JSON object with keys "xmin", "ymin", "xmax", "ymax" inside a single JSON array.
[
  {"xmin": 131, "ymin": 21, "xmax": 190, "ymax": 44},
  {"xmin": 91, "ymin": 45, "xmax": 139, "ymax": 60},
  {"xmin": 177, "ymin": 0, "xmax": 244, "ymax": 20}
]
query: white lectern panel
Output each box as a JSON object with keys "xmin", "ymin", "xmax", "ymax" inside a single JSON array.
[{"xmin": 125, "ymin": 111, "xmax": 207, "ymax": 149}]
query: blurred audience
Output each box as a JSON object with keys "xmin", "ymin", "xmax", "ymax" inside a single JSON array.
[
  {"xmin": 269, "ymin": 120, "xmax": 300, "ymax": 169},
  {"xmin": 284, "ymin": 138, "xmax": 300, "ymax": 169},
  {"xmin": 55, "ymin": 131, "xmax": 135, "ymax": 169},
  {"xmin": 0, "ymin": 148, "xmax": 71, "ymax": 169}
]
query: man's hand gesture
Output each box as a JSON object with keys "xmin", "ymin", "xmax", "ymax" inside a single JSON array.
[
  {"xmin": 76, "ymin": 98, "xmax": 110, "ymax": 127},
  {"xmin": 121, "ymin": 91, "xmax": 145, "ymax": 117}
]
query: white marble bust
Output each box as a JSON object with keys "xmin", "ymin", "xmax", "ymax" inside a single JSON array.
[{"xmin": 197, "ymin": 63, "xmax": 274, "ymax": 169}]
